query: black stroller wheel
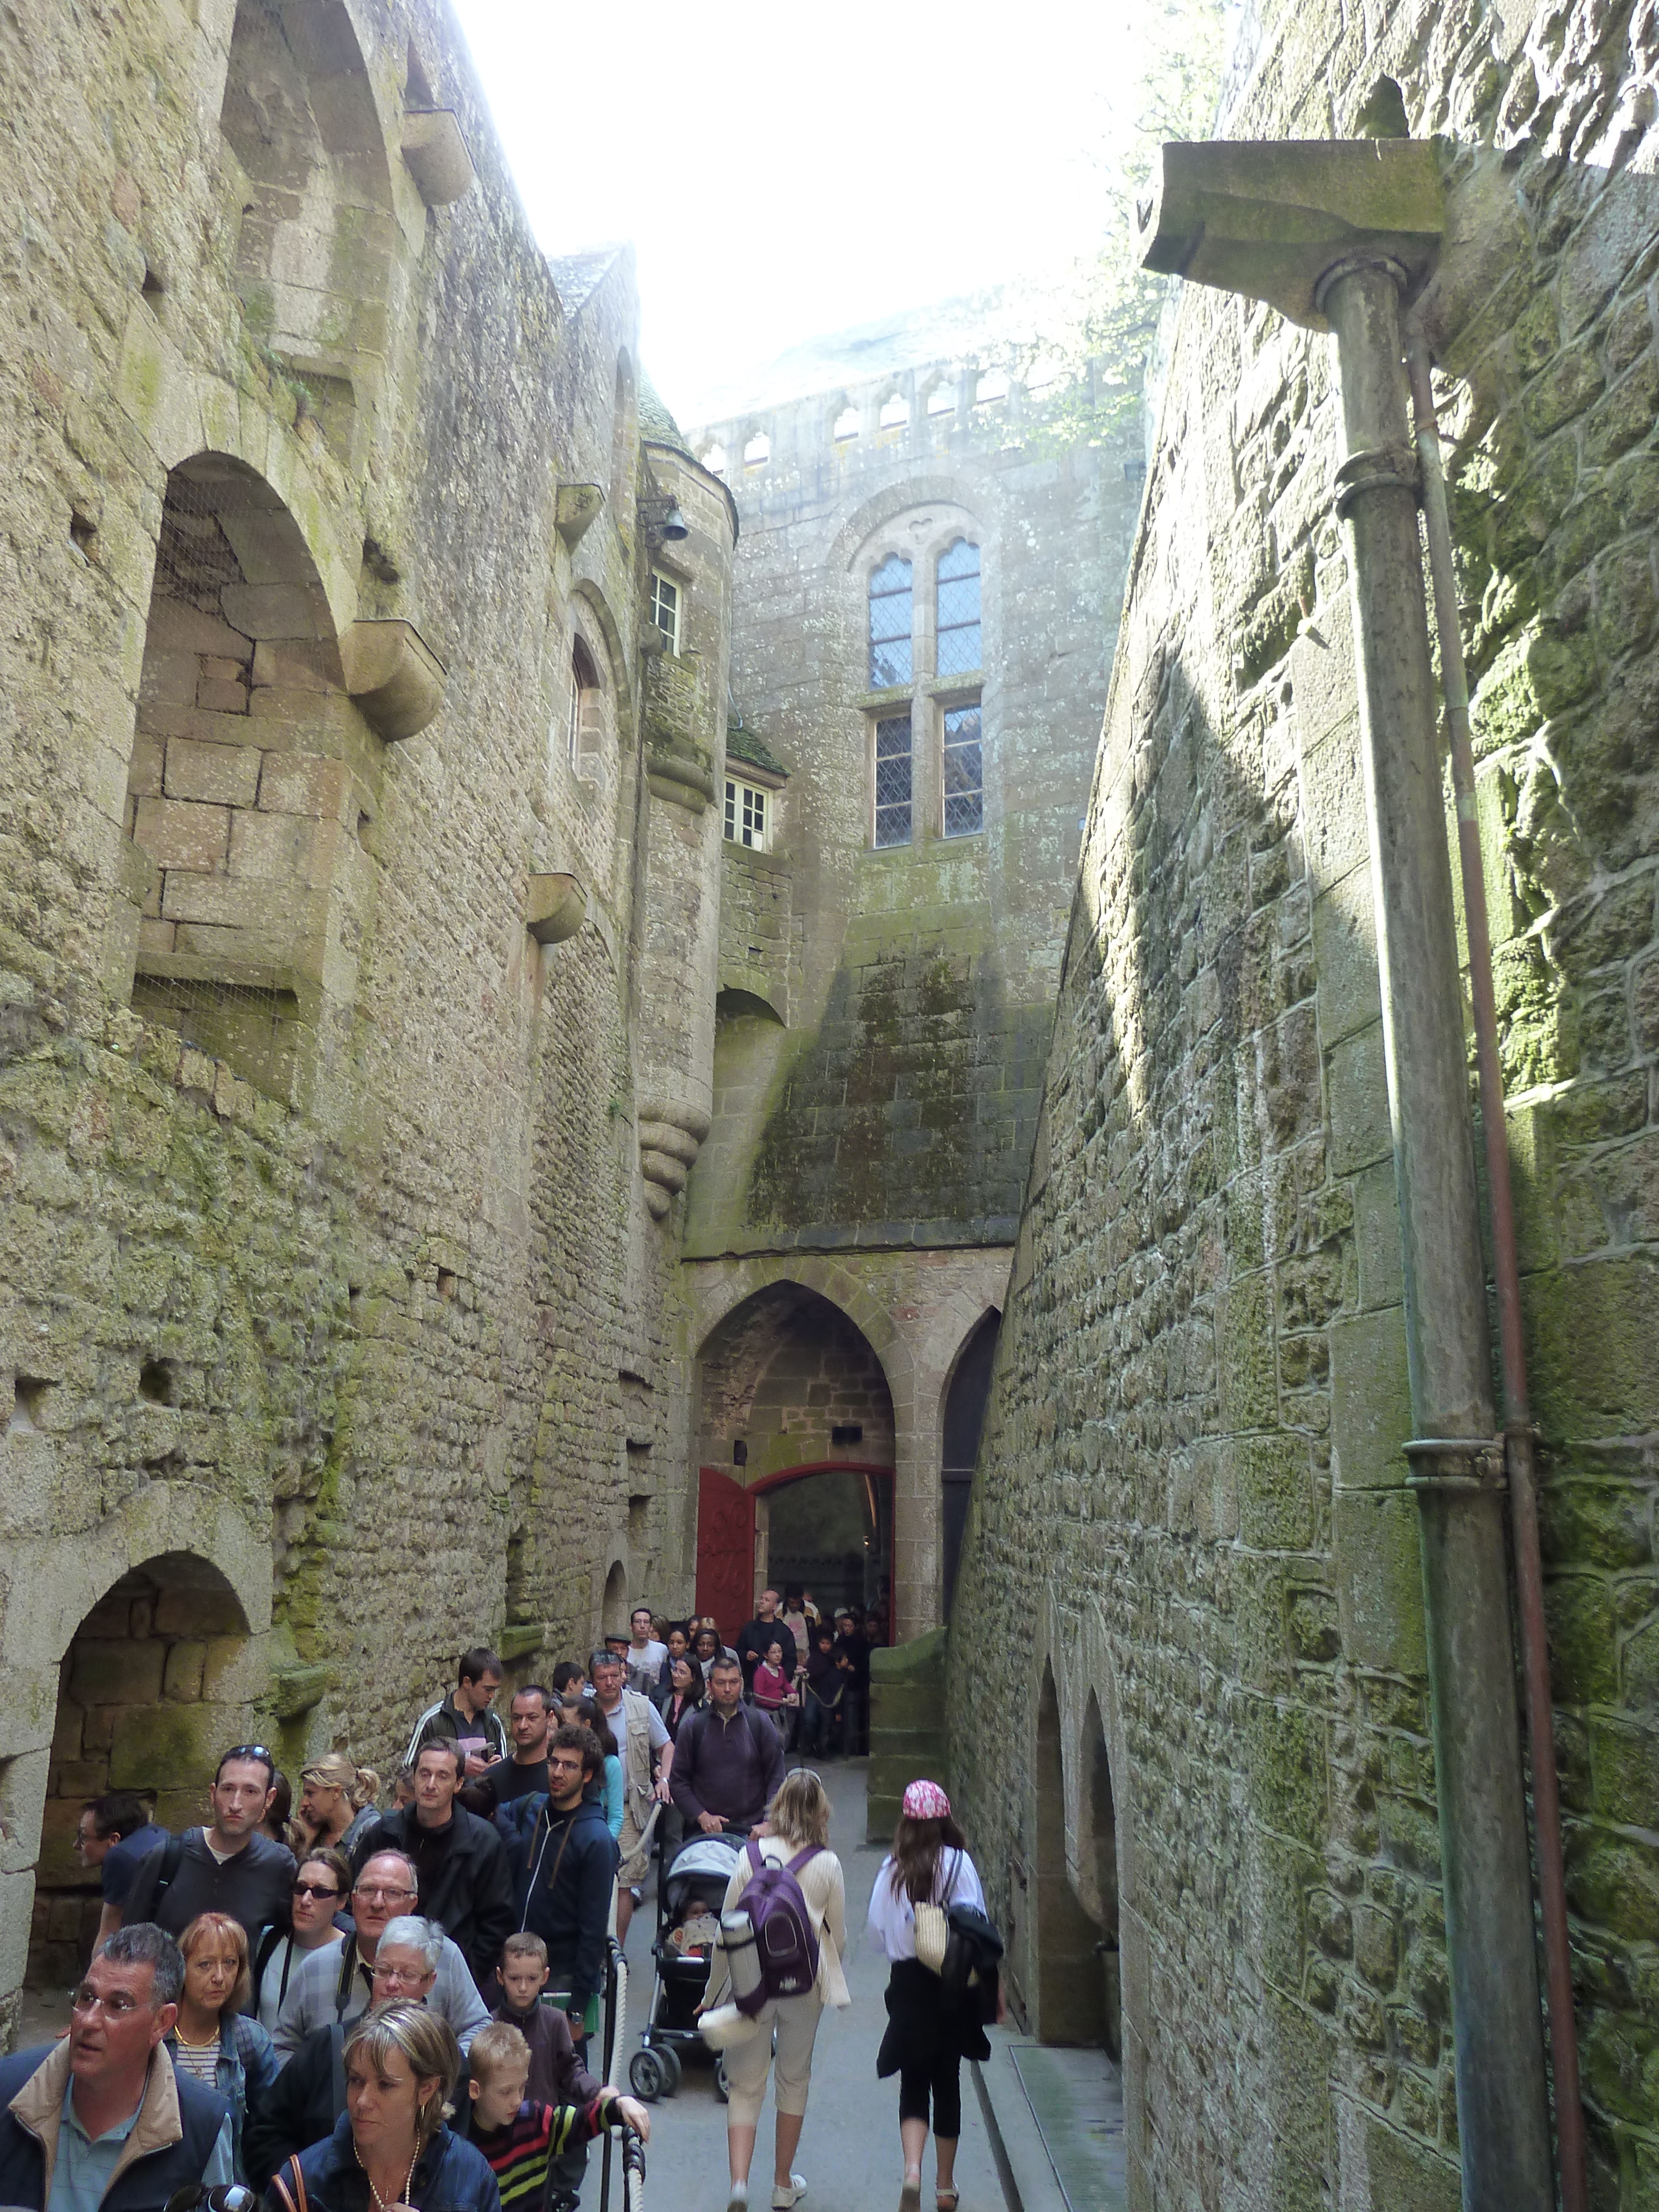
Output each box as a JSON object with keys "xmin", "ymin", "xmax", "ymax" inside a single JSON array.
[
  {"xmin": 659, "ymin": 2046, "xmax": 683, "ymax": 2093},
  {"xmin": 629, "ymin": 2046, "xmax": 670, "ymax": 2101}
]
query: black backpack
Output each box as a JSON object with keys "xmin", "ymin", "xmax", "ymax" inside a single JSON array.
[{"xmin": 941, "ymin": 1902, "xmax": 1004, "ymax": 2021}]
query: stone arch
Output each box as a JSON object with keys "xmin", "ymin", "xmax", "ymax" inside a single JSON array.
[
  {"xmin": 601, "ymin": 1559, "xmax": 630, "ymax": 1638},
  {"xmin": 940, "ymin": 1306, "xmax": 1000, "ymax": 1618},
  {"xmin": 218, "ymin": 0, "xmax": 401, "ymax": 469},
  {"xmin": 571, "ymin": 581, "xmax": 633, "ymax": 718},
  {"xmin": 827, "ymin": 472, "xmax": 999, "ymax": 576},
  {"xmin": 122, "ymin": 451, "xmax": 380, "ymax": 1100},
  {"xmin": 1034, "ymin": 1658, "xmax": 1107, "ymax": 2044},
  {"xmin": 1081, "ymin": 1688, "xmax": 1123, "ymax": 2060},
  {"xmin": 694, "ymin": 1282, "xmax": 898, "ymax": 1626},
  {"xmin": 0, "ymin": 1489, "xmax": 270, "ymax": 2011}
]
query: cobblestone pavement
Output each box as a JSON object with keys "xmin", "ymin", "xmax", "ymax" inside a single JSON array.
[{"xmin": 611, "ymin": 1758, "xmax": 1007, "ymax": 2212}]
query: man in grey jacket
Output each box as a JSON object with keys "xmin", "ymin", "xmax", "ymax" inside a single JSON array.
[{"xmin": 270, "ymin": 1849, "xmax": 488, "ymax": 2058}]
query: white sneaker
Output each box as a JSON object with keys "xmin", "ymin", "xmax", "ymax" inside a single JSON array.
[
  {"xmin": 773, "ymin": 2178, "xmax": 807, "ymax": 2209},
  {"xmin": 727, "ymin": 2184, "xmax": 748, "ymax": 2212}
]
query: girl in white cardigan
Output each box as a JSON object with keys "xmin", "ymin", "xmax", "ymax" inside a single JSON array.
[{"xmin": 701, "ymin": 1770, "xmax": 850, "ymax": 2212}]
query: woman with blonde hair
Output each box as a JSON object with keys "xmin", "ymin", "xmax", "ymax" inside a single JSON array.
[
  {"xmin": 701, "ymin": 1768, "xmax": 849, "ymax": 2212},
  {"xmin": 297, "ymin": 1752, "xmax": 382, "ymax": 1856},
  {"xmin": 264, "ymin": 2001, "xmax": 499, "ymax": 2212},
  {"xmin": 168, "ymin": 1912, "xmax": 278, "ymax": 2182}
]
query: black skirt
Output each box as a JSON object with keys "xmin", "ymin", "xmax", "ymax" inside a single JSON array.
[{"xmin": 875, "ymin": 1956, "xmax": 992, "ymax": 2078}]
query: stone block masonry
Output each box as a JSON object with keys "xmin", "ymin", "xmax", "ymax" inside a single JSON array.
[
  {"xmin": 949, "ymin": 1, "xmax": 1659, "ymax": 2205},
  {"xmin": 0, "ymin": 0, "xmax": 727, "ymax": 2033}
]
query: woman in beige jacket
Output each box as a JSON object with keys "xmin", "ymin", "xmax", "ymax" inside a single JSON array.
[{"xmin": 701, "ymin": 1769, "xmax": 850, "ymax": 2212}]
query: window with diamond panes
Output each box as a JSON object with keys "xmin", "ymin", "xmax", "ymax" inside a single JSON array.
[
  {"xmin": 650, "ymin": 570, "xmax": 681, "ymax": 653},
  {"xmin": 936, "ymin": 539, "xmax": 981, "ymax": 677},
  {"xmin": 724, "ymin": 777, "xmax": 768, "ymax": 851},
  {"xmin": 874, "ymin": 715, "xmax": 912, "ymax": 847},
  {"xmin": 942, "ymin": 703, "xmax": 983, "ymax": 836},
  {"xmin": 868, "ymin": 554, "xmax": 913, "ymax": 687}
]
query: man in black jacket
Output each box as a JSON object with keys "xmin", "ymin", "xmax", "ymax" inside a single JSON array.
[
  {"xmin": 669, "ymin": 1657, "xmax": 784, "ymax": 1836},
  {"xmin": 733, "ymin": 1589, "xmax": 797, "ymax": 1684},
  {"xmin": 509, "ymin": 1725, "xmax": 619, "ymax": 2054},
  {"xmin": 351, "ymin": 1743, "xmax": 514, "ymax": 1989}
]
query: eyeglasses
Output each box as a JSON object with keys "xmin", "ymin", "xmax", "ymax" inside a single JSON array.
[
  {"xmin": 353, "ymin": 1883, "xmax": 416, "ymax": 1902},
  {"xmin": 70, "ymin": 1986, "xmax": 145, "ymax": 2016},
  {"xmin": 293, "ymin": 1881, "xmax": 341, "ymax": 1901}
]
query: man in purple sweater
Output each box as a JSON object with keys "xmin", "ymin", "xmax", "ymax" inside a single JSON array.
[{"xmin": 667, "ymin": 1657, "xmax": 783, "ymax": 1837}]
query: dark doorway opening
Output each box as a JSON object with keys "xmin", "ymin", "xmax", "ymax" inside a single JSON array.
[
  {"xmin": 1034, "ymin": 1662, "xmax": 1107, "ymax": 2044},
  {"xmin": 761, "ymin": 1463, "xmax": 892, "ymax": 1626},
  {"xmin": 942, "ymin": 1310, "xmax": 999, "ymax": 1616}
]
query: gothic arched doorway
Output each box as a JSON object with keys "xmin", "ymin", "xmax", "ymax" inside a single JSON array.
[{"xmin": 941, "ymin": 1308, "xmax": 999, "ymax": 1617}]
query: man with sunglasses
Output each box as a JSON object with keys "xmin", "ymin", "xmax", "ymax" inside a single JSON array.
[
  {"xmin": 270, "ymin": 1852, "xmax": 488, "ymax": 2059},
  {"xmin": 122, "ymin": 1747, "xmax": 295, "ymax": 1953},
  {"xmin": 0, "ymin": 1922, "xmax": 234, "ymax": 2210}
]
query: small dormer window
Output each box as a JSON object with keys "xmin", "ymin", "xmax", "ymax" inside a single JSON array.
[
  {"xmin": 724, "ymin": 776, "xmax": 769, "ymax": 851},
  {"xmin": 650, "ymin": 570, "xmax": 681, "ymax": 654}
]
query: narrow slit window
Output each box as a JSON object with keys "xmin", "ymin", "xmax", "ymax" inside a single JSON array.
[
  {"xmin": 942, "ymin": 702, "xmax": 983, "ymax": 836},
  {"xmin": 936, "ymin": 539, "xmax": 981, "ymax": 677},
  {"xmin": 650, "ymin": 570, "xmax": 681, "ymax": 653},
  {"xmin": 868, "ymin": 553, "xmax": 913, "ymax": 687},
  {"xmin": 874, "ymin": 714, "xmax": 912, "ymax": 847},
  {"xmin": 724, "ymin": 777, "xmax": 768, "ymax": 851},
  {"xmin": 568, "ymin": 636, "xmax": 606, "ymax": 782}
]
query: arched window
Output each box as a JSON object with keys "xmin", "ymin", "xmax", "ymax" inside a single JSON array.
[
  {"xmin": 868, "ymin": 554, "xmax": 912, "ymax": 688},
  {"xmin": 832, "ymin": 406, "xmax": 860, "ymax": 444},
  {"xmin": 701, "ymin": 441, "xmax": 728, "ymax": 476},
  {"xmin": 879, "ymin": 392, "xmax": 907, "ymax": 430},
  {"xmin": 568, "ymin": 635, "xmax": 607, "ymax": 784},
  {"xmin": 974, "ymin": 368, "xmax": 1009, "ymax": 406},
  {"xmin": 743, "ymin": 430, "xmax": 770, "ymax": 468},
  {"xmin": 927, "ymin": 380, "xmax": 957, "ymax": 416},
  {"xmin": 936, "ymin": 539, "xmax": 981, "ymax": 676}
]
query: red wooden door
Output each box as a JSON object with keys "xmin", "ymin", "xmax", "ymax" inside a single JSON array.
[{"xmin": 695, "ymin": 1466, "xmax": 755, "ymax": 1642}]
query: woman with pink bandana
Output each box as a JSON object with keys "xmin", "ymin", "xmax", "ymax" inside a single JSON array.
[{"xmin": 866, "ymin": 1781, "xmax": 990, "ymax": 2212}]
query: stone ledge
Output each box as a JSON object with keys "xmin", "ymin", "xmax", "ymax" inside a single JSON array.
[{"xmin": 269, "ymin": 1663, "xmax": 334, "ymax": 1719}]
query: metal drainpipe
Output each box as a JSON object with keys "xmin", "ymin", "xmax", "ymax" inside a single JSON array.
[
  {"xmin": 1317, "ymin": 255, "xmax": 1554, "ymax": 2208},
  {"xmin": 1406, "ymin": 339, "xmax": 1588, "ymax": 2212}
]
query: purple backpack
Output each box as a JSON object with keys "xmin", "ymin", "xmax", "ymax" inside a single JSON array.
[{"xmin": 734, "ymin": 1839, "xmax": 823, "ymax": 2013}]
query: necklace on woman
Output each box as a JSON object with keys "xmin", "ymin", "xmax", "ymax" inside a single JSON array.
[
  {"xmin": 357, "ymin": 2143, "xmax": 418, "ymax": 2212},
  {"xmin": 174, "ymin": 2024, "xmax": 218, "ymax": 2048}
]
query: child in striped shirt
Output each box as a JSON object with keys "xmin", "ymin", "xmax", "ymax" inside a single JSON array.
[{"xmin": 466, "ymin": 2022, "xmax": 651, "ymax": 2211}]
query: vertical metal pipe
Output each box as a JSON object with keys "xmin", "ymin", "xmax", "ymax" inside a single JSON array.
[
  {"xmin": 1320, "ymin": 258, "xmax": 1553, "ymax": 2209},
  {"xmin": 1407, "ymin": 340, "xmax": 1588, "ymax": 2212}
]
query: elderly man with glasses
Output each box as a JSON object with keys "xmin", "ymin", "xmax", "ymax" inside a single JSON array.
[
  {"xmin": 0, "ymin": 1923, "xmax": 234, "ymax": 2212},
  {"xmin": 269, "ymin": 1853, "xmax": 488, "ymax": 2060},
  {"xmin": 121, "ymin": 1746, "xmax": 295, "ymax": 1952}
]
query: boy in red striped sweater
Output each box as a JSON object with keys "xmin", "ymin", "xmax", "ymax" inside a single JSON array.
[{"xmin": 466, "ymin": 2022, "xmax": 651, "ymax": 2212}]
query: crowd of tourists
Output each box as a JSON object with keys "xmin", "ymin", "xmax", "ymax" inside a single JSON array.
[{"xmin": 0, "ymin": 1591, "xmax": 1001, "ymax": 2212}]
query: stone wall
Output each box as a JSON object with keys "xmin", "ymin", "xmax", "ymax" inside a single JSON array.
[
  {"xmin": 948, "ymin": 0, "xmax": 1659, "ymax": 2204},
  {"xmin": 680, "ymin": 320, "xmax": 1139, "ymax": 1631},
  {"xmin": 0, "ymin": 0, "xmax": 722, "ymax": 2028}
]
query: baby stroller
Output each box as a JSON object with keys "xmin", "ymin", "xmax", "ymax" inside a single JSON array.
[{"xmin": 627, "ymin": 1828, "xmax": 746, "ymax": 2100}]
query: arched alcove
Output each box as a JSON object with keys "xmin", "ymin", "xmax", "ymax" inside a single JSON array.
[
  {"xmin": 1034, "ymin": 1662, "xmax": 1107, "ymax": 2045},
  {"xmin": 1083, "ymin": 1691, "xmax": 1123, "ymax": 2060},
  {"xmin": 28, "ymin": 1554, "xmax": 251, "ymax": 1990},
  {"xmin": 601, "ymin": 1560, "xmax": 630, "ymax": 1637},
  {"xmin": 124, "ymin": 451, "xmax": 377, "ymax": 1098},
  {"xmin": 941, "ymin": 1308, "xmax": 999, "ymax": 1616},
  {"xmin": 218, "ymin": 0, "xmax": 399, "ymax": 466}
]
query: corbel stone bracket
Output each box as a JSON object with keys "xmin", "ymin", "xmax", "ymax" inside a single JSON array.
[
  {"xmin": 1135, "ymin": 138, "xmax": 1443, "ymax": 329},
  {"xmin": 647, "ymin": 752, "xmax": 716, "ymax": 812},
  {"xmin": 638, "ymin": 1098, "xmax": 712, "ymax": 1219},
  {"xmin": 401, "ymin": 109, "xmax": 476, "ymax": 207},
  {"xmin": 341, "ymin": 618, "xmax": 446, "ymax": 740},
  {"xmin": 526, "ymin": 872, "xmax": 587, "ymax": 945},
  {"xmin": 556, "ymin": 483, "xmax": 605, "ymax": 547}
]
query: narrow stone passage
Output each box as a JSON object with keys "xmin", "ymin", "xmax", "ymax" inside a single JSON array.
[{"xmin": 616, "ymin": 1761, "xmax": 1007, "ymax": 2212}]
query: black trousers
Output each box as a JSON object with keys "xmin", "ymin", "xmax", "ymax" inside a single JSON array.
[{"xmin": 898, "ymin": 2050, "xmax": 962, "ymax": 2140}]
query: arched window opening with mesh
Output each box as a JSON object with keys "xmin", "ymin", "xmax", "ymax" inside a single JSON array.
[
  {"xmin": 868, "ymin": 553, "xmax": 912, "ymax": 688},
  {"xmin": 942, "ymin": 703, "xmax": 983, "ymax": 837},
  {"xmin": 874, "ymin": 714, "xmax": 912, "ymax": 848},
  {"xmin": 936, "ymin": 538, "xmax": 981, "ymax": 677}
]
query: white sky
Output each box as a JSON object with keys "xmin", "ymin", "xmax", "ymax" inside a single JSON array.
[{"xmin": 450, "ymin": 0, "xmax": 1136, "ymax": 427}]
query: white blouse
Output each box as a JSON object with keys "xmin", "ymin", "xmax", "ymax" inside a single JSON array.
[{"xmin": 867, "ymin": 1847, "xmax": 986, "ymax": 1961}]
